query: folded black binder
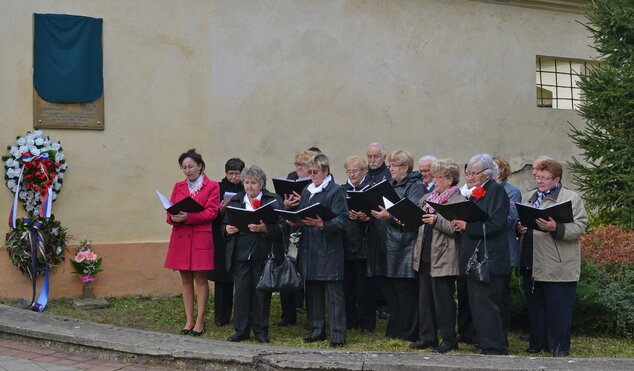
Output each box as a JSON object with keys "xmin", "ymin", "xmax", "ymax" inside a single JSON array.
[
  {"xmin": 516, "ymin": 200, "xmax": 573, "ymax": 232},
  {"xmin": 361, "ymin": 180, "xmax": 400, "ymax": 212},
  {"xmin": 425, "ymin": 200, "xmax": 488, "ymax": 222},
  {"xmin": 346, "ymin": 190, "xmax": 372, "ymax": 215},
  {"xmin": 156, "ymin": 190, "xmax": 205, "ymax": 215},
  {"xmin": 272, "ymin": 177, "xmax": 311, "ymax": 197},
  {"xmin": 274, "ymin": 203, "xmax": 336, "ymax": 226},
  {"xmin": 226, "ymin": 200, "xmax": 278, "ymax": 232},
  {"xmin": 386, "ymin": 198, "xmax": 424, "ymax": 231}
]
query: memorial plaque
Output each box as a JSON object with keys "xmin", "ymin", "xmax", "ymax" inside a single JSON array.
[{"xmin": 33, "ymin": 90, "xmax": 104, "ymax": 130}]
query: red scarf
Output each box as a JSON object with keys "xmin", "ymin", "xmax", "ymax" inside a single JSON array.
[{"xmin": 426, "ymin": 186, "xmax": 460, "ymax": 213}]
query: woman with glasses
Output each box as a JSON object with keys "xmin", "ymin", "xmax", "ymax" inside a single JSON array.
[
  {"xmin": 208, "ymin": 158, "xmax": 245, "ymax": 327},
  {"xmin": 517, "ymin": 160, "xmax": 587, "ymax": 356},
  {"xmin": 297, "ymin": 153, "xmax": 348, "ymax": 347},
  {"xmin": 341, "ymin": 155, "xmax": 376, "ymax": 333},
  {"xmin": 450, "ymin": 154, "xmax": 510, "ymax": 355},
  {"xmin": 223, "ymin": 165, "xmax": 288, "ymax": 343},
  {"xmin": 370, "ymin": 150, "xmax": 426, "ymax": 342},
  {"xmin": 165, "ymin": 149, "xmax": 220, "ymax": 336},
  {"xmin": 412, "ymin": 159, "xmax": 465, "ymax": 353}
]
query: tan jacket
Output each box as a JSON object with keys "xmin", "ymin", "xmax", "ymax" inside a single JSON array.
[
  {"xmin": 523, "ymin": 186, "xmax": 587, "ymax": 282},
  {"xmin": 413, "ymin": 192, "xmax": 464, "ymax": 277}
]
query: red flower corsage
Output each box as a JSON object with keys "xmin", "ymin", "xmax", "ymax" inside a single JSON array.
[
  {"xmin": 472, "ymin": 186, "xmax": 486, "ymax": 200},
  {"xmin": 441, "ymin": 200, "xmax": 449, "ymax": 205}
]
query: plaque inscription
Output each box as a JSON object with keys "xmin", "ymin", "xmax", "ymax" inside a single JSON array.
[{"xmin": 33, "ymin": 90, "xmax": 105, "ymax": 130}]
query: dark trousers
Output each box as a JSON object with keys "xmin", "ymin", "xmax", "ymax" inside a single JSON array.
[
  {"xmin": 432, "ymin": 275, "xmax": 458, "ymax": 347},
  {"xmin": 521, "ymin": 268, "xmax": 541, "ymax": 350},
  {"xmin": 305, "ymin": 280, "xmax": 347, "ymax": 343},
  {"xmin": 343, "ymin": 260, "xmax": 377, "ymax": 331},
  {"xmin": 500, "ymin": 272, "xmax": 512, "ymax": 336},
  {"xmin": 416, "ymin": 262, "xmax": 437, "ymax": 344},
  {"xmin": 231, "ymin": 260, "xmax": 271, "ymax": 339},
  {"xmin": 382, "ymin": 277, "xmax": 418, "ymax": 342},
  {"xmin": 531, "ymin": 280, "xmax": 577, "ymax": 356},
  {"xmin": 279, "ymin": 257, "xmax": 303, "ymax": 323},
  {"xmin": 457, "ymin": 276, "xmax": 475, "ymax": 343},
  {"xmin": 466, "ymin": 275, "xmax": 508, "ymax": 354},
  {"xmin": 213, "ymin": 281, "xmax": 233, "ymax": 325}
]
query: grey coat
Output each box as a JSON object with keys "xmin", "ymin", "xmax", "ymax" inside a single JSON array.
[{"xmin": 297, "ymin": 179, "xmax": 349, "ymax": 281}]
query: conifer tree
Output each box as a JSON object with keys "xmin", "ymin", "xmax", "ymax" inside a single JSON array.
[{"xmin": 569, "ymin": 0, "xmax": 634, "ymax": 229}]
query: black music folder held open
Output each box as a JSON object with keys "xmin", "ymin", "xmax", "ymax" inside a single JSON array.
[
  {"xmin": 516, "ymin": 200, "xmax": 573, "ymax": 232},
  {"xmin": 272, "ymin": 177, "xmax": 311, "ymax": 197},
  {"xmin": 425, "ymin": 200, "xmax": 488, "ymax": 222},
  {"xmin": 360, "ymin": 179, "xmax": 400, "ymax": 212},
  {"xmin": 274, "ymin": 203, "xmax": 336, "ymax": 226},
  {"xmin": 386, "ymin": 197, "xmax": 424, "ymax": 231},
  {"xmin": 156, "ymin": 190, "xmax": 205, "ymax": 215},
  {"xmin": 226, "ymin": 200, "xmax": 278, "ymax": 232}
]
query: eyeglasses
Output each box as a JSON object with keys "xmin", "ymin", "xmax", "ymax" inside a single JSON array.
[
  {"xmin": 226, "ymin": 171, "xmax": 241, "ymax": 177},
  {"xmin": 465, "ymin": 168, "xmax": 488, "ymax": 177},
  {"xmin": 345, "ymin": 169, "xmax": 361, "ymax": 175},
  {"xmin": 534, "ymin": 176, "xmax": 554, "ymax": 182},
  {"xmin": 387, "ymin": 164, "xmax": 407, "ymax": 169},
  {"xmin": 294, "ymin": 162, "xmax": 306, "ymax": 167},
  {"xmin": 181, "ymin": 165, "xmax": 199, "ymax": 171},
  {"xmin": 306, "ymin": 169, "xmax": 322, "ymax": 175}
]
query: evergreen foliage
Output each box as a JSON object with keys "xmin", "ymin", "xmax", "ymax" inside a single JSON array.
[{"xmin": 569, "ymin": 0, "xmax": 634, "ymax": 229}]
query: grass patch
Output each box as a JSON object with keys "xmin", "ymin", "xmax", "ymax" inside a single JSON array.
[{"xmin": 5, "ymin": 295, "xmax": 633, "ymax": 358}]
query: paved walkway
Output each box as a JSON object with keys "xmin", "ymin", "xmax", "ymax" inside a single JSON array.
[
  {"xmin": 0, "ymin": 338, "xmax": 174, "ymax": 371},
  {"xmin": 1, "ymin": 304, "xmax": 633, "ymax": 370}
]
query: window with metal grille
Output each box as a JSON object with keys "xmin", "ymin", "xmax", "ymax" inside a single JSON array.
[{"xmin": 536, "ymin": 56, "xmax": 597, "ymax": 110}]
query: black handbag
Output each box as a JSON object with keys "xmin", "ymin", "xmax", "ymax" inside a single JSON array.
[
  {"xmin": 465, "ymin": 224, "xmax": 490, "ymax": 283},
  {"xmin": 256, "ymin": 254, "xmax": 303, "ymax": 292}
]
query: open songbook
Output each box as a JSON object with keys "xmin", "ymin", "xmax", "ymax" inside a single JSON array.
[
  {"xmin": 156, "ymin": 190, "xmax": 204, "ymax": 215},
  {"xmin": 226, "ymin": 200, "xmax": 278, "ymax": 232},
  {"xmin": 274, "ymin": 203, "xmax": 336, "ymax": 226},
  {"xmin": 424, "ymin": 200, "xmax": 488, "ymax": 222},
  {"xmin": 516, "ymin": 200, "xmax": 573, "ymax": 232},
  {"xmin": 384, "ymin": 197, "xmax": 424, "ymax": 231},
  {"xmin": 272, "ymin": 177, "xmax": 311, "ymax": 197},
  {"xmin": 346, "ymin": 179, "xmax": 399, "ymax": 214}
]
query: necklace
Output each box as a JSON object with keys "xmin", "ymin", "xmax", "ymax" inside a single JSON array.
[{"xmin": 187, "ymin": 174, "xmax": 204, "ymax": 196}]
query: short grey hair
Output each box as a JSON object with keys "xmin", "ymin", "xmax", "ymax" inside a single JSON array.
[
  {"xmin": 307, "ymin": 153, "xmax": 330, "ymax": 174},
  {"xmin": 467, "ymin": 153, "xmax": 499, "ymax": 180},
  {"xmin": 367, "ymin": 142, "xmax": 387, "ymax": 157},
  {"xmin": 418, "ymin": 155, "xmax": 437, "ymax": 165},
  {"xmin": 241, "ymin": 165, "xmax": 267, "ymax": 188}
]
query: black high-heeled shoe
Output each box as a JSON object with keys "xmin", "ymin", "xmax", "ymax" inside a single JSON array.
[
  {"xmin": 180, "ymin": 326, "xmax": 194, "ymax": 335},
  {"xmin": 190, "ymin": 325, "xmax": 205, "ymax": 336}
]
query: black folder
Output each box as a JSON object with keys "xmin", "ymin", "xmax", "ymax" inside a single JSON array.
[
  {"xmin": 272, "ymin": 177, "xmax": 311, "ymax": 197},
  {"xmin": 226, "ymin": 200, "xmax": 278, "ymax": 232},
  {"xmin": 362, "ymin": 180, "xmax": 400, "ymax": 212},
  {"xmin": 425, "ymin": 200, "xmax": 488, "ymax": 222},
  {"xmin": 167, "ymin": 197, "xmax": 205, "ymax": 215},
  {"xmin": 516, "ymin": 200, "xmax": 573, "ymax": 232},
  {"xmin": 346, "ymin": 190, "xmax": 372, "ymax": 215},
  {"xmin": 274, "ymin": 203, "xmax": 336, "ymax": 226},
  {"xmin": 386, "ymin": 198, "xmax": 424, "ymax": 231}
]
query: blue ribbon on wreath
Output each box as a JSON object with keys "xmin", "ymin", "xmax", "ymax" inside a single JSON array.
[{"xmin": 22, "ymin": 218, "xmax": 50, "ymax": 312}]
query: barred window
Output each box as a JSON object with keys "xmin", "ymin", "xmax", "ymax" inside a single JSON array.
[{"xmin": 536, "ymin": 56, "xmax": 597, "ymax": 110}]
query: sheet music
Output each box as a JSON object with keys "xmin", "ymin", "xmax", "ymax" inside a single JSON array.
[{"xmin": 156, "ymin": 190, "xmax": 172, "ymax": 209}]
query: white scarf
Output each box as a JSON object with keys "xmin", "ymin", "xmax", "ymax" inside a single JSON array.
[
  {"xmin": 460, "ymin": 183, "xmax": 475, "ymax": 198},
  {"xmin": 307, "ymin": 175, "xmax": 332, "ymax": 199},
  {"xmin": 187, "ymin": 174, "xmax": 205, "ymax": 196}
]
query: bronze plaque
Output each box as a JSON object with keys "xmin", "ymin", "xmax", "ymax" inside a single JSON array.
[{"xmin": 33, "ymin": 89, "xmax": 104, "ymax": 130}]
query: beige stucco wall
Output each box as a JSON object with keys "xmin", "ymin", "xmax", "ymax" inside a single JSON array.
[{"xmin": 0, "ymin": 0, "xmax": 593, "ymax": 297}]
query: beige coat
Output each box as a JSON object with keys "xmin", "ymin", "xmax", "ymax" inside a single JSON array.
[
  {"xmin": 413, "ymin": 192, "xmax": 465, "ymax": 277},
  {"xmin": 522, "ymin": 186, "xmax": 587, "ymax": 282}
]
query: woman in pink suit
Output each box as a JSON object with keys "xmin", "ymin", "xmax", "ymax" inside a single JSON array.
[{"xmin": 165, "ymin": 149, "xmax": 220, "ymax": 336}]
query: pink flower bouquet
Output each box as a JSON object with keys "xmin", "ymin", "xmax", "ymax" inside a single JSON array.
[{"xmin": 70, "ymin": 241, "xmax": 103, "ymax": 279}]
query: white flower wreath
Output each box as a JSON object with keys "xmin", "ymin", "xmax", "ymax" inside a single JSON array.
[{"xmin": 3, "ymin": 130, "xmax": 67, "ymax": 215}]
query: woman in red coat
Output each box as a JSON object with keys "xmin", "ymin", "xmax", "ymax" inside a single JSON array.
[{"xmin": 165, "ymin": 149, "xmax": 220, "ymax": 336}]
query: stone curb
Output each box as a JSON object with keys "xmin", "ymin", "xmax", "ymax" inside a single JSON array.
[{"xmin": 0, "ymin": 304, "xmax": 632, "ymax": 370}]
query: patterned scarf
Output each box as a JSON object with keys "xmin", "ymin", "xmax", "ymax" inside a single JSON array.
[
  {"xmin": 533, "ymin": 183, "xmax": 561, "ymax": 208},
  {"xmin": 426, "ymin": 186, "xmax": 461, "ymax": 213},
  {"xmin": 187, "ymin": 174, "xmax": 205, "ymax": 196}
]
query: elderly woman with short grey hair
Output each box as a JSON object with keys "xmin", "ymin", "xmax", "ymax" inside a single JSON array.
[
  {"xmin": 450, "ymin": 154, "xmax": 510, "ymax": 355},
  {"xmin": 223, "ymin": 165, "xmax": 289, "ymax": 344}
]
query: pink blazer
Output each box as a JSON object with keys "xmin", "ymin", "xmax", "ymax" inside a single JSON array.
[{"xmin": 164, "ymin": 174, "xmax": 220, "ymax": 271}]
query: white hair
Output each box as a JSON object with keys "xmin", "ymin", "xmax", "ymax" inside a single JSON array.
[
  {"xmin": 367, "ymin": 142, "xmax": 387, "ymax": 157},
  {"xmin": 418, "ymin": 155, "xmax": 437, "ymax": 164},
  {"xmin": 467, "ymin": 153, "xmax": 499, "ymax": 180}
]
